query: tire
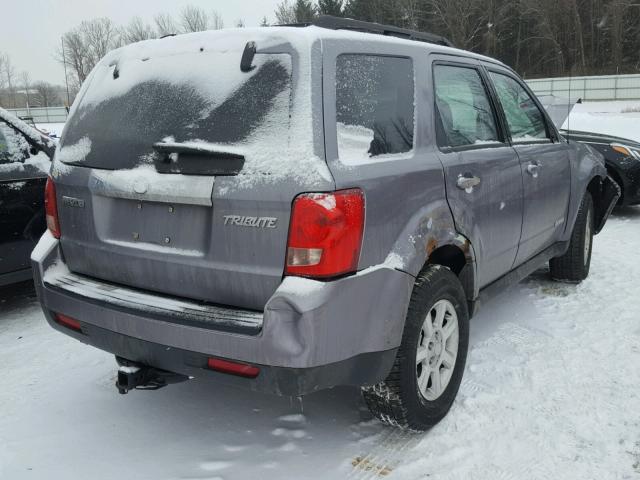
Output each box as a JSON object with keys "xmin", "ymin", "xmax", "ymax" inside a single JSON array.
[
  {"xmin": 549, "ymin": 192, "xmax": 594, "ymax": 282},
  {"xmin": 362, "ymin": 265, "xmax": 469, "ymax": 431}
]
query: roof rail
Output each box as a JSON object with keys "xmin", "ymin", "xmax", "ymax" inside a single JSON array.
[{"xmin": 309, "ymin": 15, "xmax": 454, "ymax": 47}]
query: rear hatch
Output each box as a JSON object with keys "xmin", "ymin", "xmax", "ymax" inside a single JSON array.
[{"xmin": 53, "ymin": 29, "xmax": 333, "ymax": 310}]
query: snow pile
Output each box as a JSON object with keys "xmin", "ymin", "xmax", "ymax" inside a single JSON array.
[{"xmin": 563, "ymin": 100, "xmax": 640, "ymax": 142}]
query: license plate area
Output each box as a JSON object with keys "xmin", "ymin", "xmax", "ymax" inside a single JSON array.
[{"xmin": 93, "ymin": 196, "xmax": 211, "ymax": 254}]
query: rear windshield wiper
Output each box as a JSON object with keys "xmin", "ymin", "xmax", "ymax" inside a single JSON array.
[{"xmin": 152, "ymin": 141, "xmax": 245, "ymax": 176}]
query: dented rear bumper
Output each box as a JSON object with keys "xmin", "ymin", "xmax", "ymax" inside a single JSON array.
[{"xmin": 32, "ymin": 232, "xmax": 412, "ymax": 395}]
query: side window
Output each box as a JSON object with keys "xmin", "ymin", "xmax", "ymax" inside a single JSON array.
[
  {"xmin": 489, "ymin": 72, "xmax": 550, "ymax": 143},
  {"xmin": 336, "ymin": 55, "xmax": 414, "ymax": 162},
  {"xmin": 433, "ymin": 64, "xmax": 501, "ymax": 149},
  {"xmin": 0, "ymin": 121, "xmax": 29, "ymax": 164}
]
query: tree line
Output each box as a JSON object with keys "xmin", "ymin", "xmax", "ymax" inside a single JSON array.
[
  {"xmin": 277, "ymin": 0, "xmax": 640, "ymax": 79},
  {"xmin": 2, "ymin": 1, "xmax": 638, "ymax": 111}
]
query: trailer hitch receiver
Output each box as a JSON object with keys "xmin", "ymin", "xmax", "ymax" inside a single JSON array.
[{"xmin": 115, "ymin": 358, "xmax": 189, "ymax": 394}]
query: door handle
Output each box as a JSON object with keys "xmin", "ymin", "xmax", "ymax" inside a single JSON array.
[
  {"xmin": 527, "ymin": 162, "xmax": 540, "ymax": 178},
  {"xmin": 456, "ymin": 174, "xmax": 481, "ymax": 191}
]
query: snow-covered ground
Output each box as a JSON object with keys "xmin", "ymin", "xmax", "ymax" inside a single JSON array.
[
  {"xmin": 1, "ymin": 209, "xmax": 640, "ymax": 480},
  {"xmin": 563, "ymin": 100, "xmax": 640, "ymax": 142}
]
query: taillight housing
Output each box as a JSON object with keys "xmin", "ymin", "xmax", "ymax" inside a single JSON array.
[
  {"xmin": 286, "ymin": 189, "xmax": 365, "ymax": 278},
  {"xmin": 45, "ymin": 176, "xmax": 61, "ymax": 239},
  {"xmin": 54, "ymin": 313, "xmax": 82, "ymax": 332},
  {"xmin": 207, "ymin": 357, "xmax": 260, "ymax": 378}
]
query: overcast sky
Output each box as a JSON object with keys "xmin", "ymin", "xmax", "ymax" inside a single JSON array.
[{"xmin": 2, "ymin": 0, "xmax": 282, "ymax": 84}]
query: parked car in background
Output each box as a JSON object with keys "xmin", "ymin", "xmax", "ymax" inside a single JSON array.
[
  {"xmin": 33, "ymin": 17, "xmax": 619, "ymax": 431},
  {"xmin": 539, "ymin": 95, "xmax": 640, "ymax": 206},
  {"xmin": 0, "ymin": 108, "xmax": 54, "ymax": 286}
]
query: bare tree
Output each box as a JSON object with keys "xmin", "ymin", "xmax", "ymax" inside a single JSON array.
[
  {"xmin": 21, "ymin": 71, "xmax": 31, "ymax": 111},
  {"xmin": 154, "ymin": 12, "xmax": 178, "ymax": 37},
  {"xmin": 235, "ymin": 19, "xmax": 246, "ymax": 28},
  {"xmin": 260, "ymin": 16, "xmax": 270, "ymax": 26},
  {"xmin": 180, "ymin": 5, "xmax": 209, "ymax": 32},
  {"xmin": 275, "ymin": 0, "xmax": 297, "ymax": 23},
  {"xmin": 32, "ymin": 81, "xmax": 60, "ymax": 107},
  {"xmin": 211, "ymin": 10, "xmax": 225, "ymax": 30},
  {"xmin": 2, "ymin": 53, "xmax": 17, "ymax": 108},
  {"xmin": 58, "ymin": 18, "xmax": 122, "ymax": 88},
  {"xmin": 122, "ymin": 16, "xmax": 156, "ymax": 44}
]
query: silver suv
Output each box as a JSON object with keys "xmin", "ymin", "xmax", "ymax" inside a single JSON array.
[{"xmin": 33, "ymin": 17, "xmax": 619, "ymax": 430}]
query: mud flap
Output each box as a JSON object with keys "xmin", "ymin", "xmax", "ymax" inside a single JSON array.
[{"xmin": 594, "ymin": 175, "xmax": 621, "ymax": 234}]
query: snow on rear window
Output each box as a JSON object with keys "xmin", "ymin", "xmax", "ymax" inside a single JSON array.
[{"xmin": 62, "ymin": 51, "xmax": 293, "ymax": 172}]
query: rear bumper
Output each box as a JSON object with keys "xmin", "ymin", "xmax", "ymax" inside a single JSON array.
[{"xmin": 32, "ymin": 232, "xmax": 412, "ymax": 395}]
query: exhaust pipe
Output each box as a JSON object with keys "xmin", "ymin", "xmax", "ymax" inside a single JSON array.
[{"xmin": 115, "ymin": 357, "xmax": 189, "ymax": 394}]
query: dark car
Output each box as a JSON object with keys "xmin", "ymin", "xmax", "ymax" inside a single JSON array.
[
  {"xmin": 562, "ymin": 131, "xmax": 640, "ymax": 206},
  {"xmin": 33, "ymin": 17, "xmax": 619, "ymax": 431},
  {"xmin": 0, "ymin": 108, "xmax": 54, "ymax": 285},
  {"xmin": 539, "ymin": 95, "xmax": 640, "ymax": 206}
]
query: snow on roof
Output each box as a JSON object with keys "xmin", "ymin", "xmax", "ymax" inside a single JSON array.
[{"xmin": 103, "ymin": 25, "xmax": 503, "ymax": 69}]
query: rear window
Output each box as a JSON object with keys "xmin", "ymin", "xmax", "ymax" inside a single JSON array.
[
  {"xmin": 335, "ymin": 55, "xmax": 414, "ymax": 163},
  {"xmin": 59, "ymin": 52, "xmax": 292, "ymax": 170}
]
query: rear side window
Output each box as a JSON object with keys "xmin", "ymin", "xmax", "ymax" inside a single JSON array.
[
  {"xmin": 433, "ymin": 64, "xmax": 500, "ymax": 149},
  {"xmin": 489, "ymin": 72, "xmax": 550, "ymax": 143},
  {"xmin": 336, "ymin": 55, "xmax": 414, "ymax": 162}
]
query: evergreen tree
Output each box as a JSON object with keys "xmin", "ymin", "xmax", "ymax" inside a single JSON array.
[
  {"xmin": 294, "ymin": 0, "xmax": 317, "ymax": 23},
  {"xmin": 260, "ymin": 16, "xmax": 270, "ymax": 27},
  {"xmin": 318, "ymin": 0, "xmax": 344, "ymax": 16}
]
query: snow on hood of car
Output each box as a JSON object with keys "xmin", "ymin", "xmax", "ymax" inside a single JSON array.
[{"xmin": 0, "ymin": 107, "xmax": 55, "ymax": 151}]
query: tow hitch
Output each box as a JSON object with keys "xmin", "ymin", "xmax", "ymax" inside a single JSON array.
[{"xmin": 115, "ymin": 358, "xmax": 189, "ymax": 394}]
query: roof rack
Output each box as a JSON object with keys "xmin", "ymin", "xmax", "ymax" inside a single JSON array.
[{"xmin": 299, "ymin": 15, "xmax": 454, "ymax": 48}]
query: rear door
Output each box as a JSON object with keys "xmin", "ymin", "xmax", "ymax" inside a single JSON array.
[
  {"xmin": 432, "ymin": 58, "xmax": 523, "ymax": 288},
  {"xmin": 0, "ymin": 119, "xmax": 48, "ymax": 279},
  {"xmin": 485, "ymin": 68, "xmax": 571, "ymax": 264}
]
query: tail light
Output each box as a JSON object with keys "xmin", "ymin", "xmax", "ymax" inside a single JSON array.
[
  {"xmin": 286, "ymin": 189, "xmax": 365, "ymax": 278},
  {"xmin": 54, "ymin": 313, "xmax": 82, "ymax": 332},
  {"xmin": 45, "ymin": 176, "xmax": 61, "ymax": 239},
  {"xmin": 207, "ymin": 357, "xmax": 260, "ymax": 378}
]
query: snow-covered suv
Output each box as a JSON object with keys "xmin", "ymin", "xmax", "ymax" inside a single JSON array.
[{"xmin": 32, "ymin": 17, "xmax": 619, "ymax": 430}]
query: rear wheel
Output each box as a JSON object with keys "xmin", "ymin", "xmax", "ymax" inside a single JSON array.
[
  {"xmin": 362, "ymin": 265, "xmax": 469, "ymax": 431},
  {"xmin": 550, "ymin": 192, "xmax": 594, "ymax": 282}
]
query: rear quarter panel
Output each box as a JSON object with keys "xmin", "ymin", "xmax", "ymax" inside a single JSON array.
[{"xmin": 562, "ymin": 141, "xmax": 607, "ymax": 240}]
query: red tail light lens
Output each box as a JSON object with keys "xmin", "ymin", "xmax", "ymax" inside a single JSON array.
[
  {"xmin": 45, "ymin": 176, "xmax": 61, "ymax": 239},
  {"xmin": 54, "ymin": 313, "xmax": 82, "ymax": 332},
  {"xmin": 207, "ymin": 358, "xmax": 260, "ymax": 378},
  {"xmin": 286, "ymin": 189, "xmax": 365, "ymax": 278}
]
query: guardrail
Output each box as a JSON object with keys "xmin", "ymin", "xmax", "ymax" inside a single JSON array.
[
  {"xmin": 526, "ymin": 74, "xmax": 640, "ymax": 101},
  {"xmin": 5, "ymin": 106, "xmax": 68, "ymax": 124}
]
